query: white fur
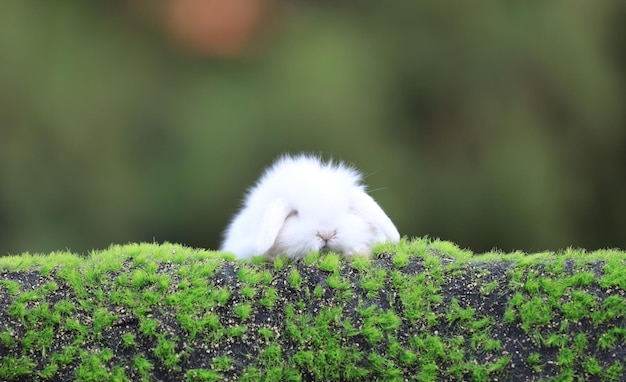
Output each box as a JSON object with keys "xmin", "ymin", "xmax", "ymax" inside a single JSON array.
[{"xmin": 220, "ymin": 154, "xmax": 400, "ymax": 260}]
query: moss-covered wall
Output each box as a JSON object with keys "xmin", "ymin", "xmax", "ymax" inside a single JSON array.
[{"xmin": 1, "ymin": 239, "xmax": 625, "ymax": 381}]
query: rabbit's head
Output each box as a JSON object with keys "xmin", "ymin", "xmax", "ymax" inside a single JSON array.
[{"xmin": 221, "ymin": 154, "xmax": 400, "ymax": 260}]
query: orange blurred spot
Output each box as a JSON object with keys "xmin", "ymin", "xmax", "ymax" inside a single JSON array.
[{"xmin": 167, "ymin": 0, "xmax": 269, "ymax": 57}]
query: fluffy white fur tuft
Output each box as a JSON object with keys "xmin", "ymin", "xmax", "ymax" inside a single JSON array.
[{"xmin": 221, "ymin": 154, "xmax": 400, "ymax": 259}]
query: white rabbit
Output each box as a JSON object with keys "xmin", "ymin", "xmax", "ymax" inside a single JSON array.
[{"xmin": 221, "ymin": 154, "xmax": 400, "ymax": 260}]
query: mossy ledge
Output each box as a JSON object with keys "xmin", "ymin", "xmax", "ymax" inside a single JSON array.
[{"xmin": 1, "ymin": 238, "xmax": 626, "ymax": 381}]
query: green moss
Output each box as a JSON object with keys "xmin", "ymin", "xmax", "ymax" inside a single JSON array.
[
  {"xmin": 75, "ymin": 350, "xmax": 113, "ymax": 382},
  {"xmin": 51, "ymin": 346, "xmax": 79, "ymax": 367},
  {"xmin": 240, "ymin": 367, "xmax": 262, "ymax": 381},
  {"xmin": 556, "ymin": 348, "xmax": 575, "ymax": 369},
  {"xmin": 359, "ymin": 269, "xmax": 387, "ymax": 293},
  {"xmin": 212, "ymin": 354, "xmax": 234, "ymax": 371},
  {"xmin": 527, "ymin": 352, "xmax": 543, "ymax": 372},
  {"xmin": 93, "ymin": 308, "xmax": 117, "ymax": 340},
  {"xmin": 605, "ymin": 361, "xmax": 624, "ymax": 381},
  {"xmin": 0, "ymin": 356, "xmax": 36, "ymax": 380},
  {"xmin": 139, "ymin": 318, "xmax": 158, "ymax": 338},
  {"xmin": 0, "ymin": 280, "xmax": 21, "ymax": 294},
  {"xmin": 272, "ymin": 255, "xmax": 289, "ymax": 271},
  {"xmin": 39, "ymin": 362, "xmax": 59, "ymax": 379},
  {"xmin": 225, "ymin": 325, "xmax": 247, "ymax": 338},
  {"xmin": 349, "ymin": 255, "xmax": 371, "ymax": 271},
  {"xmin": 561, "ymin": 291, "xmax": 597, "ymax": 320},
  {"xmin": 211, "ymin": 287, "xmax": 232, "ymax": 306},
  {"xmin": 288, "ymin": 268, "xmax": 302, "ymax": 289},
  {"xmin": 584, "ymin": 357, "xmax": 602, "ymax": 375},
  {"xmin": 428, "ymin": 238, "xmax": 473, "ymax": 260},
  {"xmin": 326, "ymin": 272, "xmax": 349, "ymax": 289},
  {"xmin": 518, "ymin": 297, "xmax": 553, "ymax": 333},
  {"xmin": 313, "ymin": 284, "xmax": 324, "ymax": 298},
  {"xmin": 392, "ymin": 248, "xmax": 410, "ymax": 268},
  {"xmin": 446, "ymin": 298, "xmax": 475, "ymax": 324},
  {"xmin": 154, "ymin": 335, "xmax": 180, "ymax": 368},
  {"xmin": 185, "ymin": 369, "xmax": 222, "ymax": 382},
  {"xmin": 480, "ymin": 280, "xmax": 498, "ymax": 296},
  {"xmin": 1, "ymin": 240, "xmax": 626, "ymax": 381},
  {"xmin": 258, "ymin": 327, "xmax": 275, "ymax": 342},
  {"xmin": 240, "ymin": 285, "xmax": 256, "ymax": 299},
  {"xmin": 121, "ymin": 333, "xmax": 136, "ymax": 349},
  {"xmin": 260, "ymin": 286, "xmax": 279, "ymax": 308},
  {"xmin": 600, "ymin": 258, "xmax": 626, "ymax": 289},
  {"xmin": 318, "ymin": 253, "xmax": 341, "ymax": 272},
  {"xmin": 133, "ymin": 355, "xmax": 153, "ymax": 377},
  {"xmin": 594, "ymin": 294, "xmax": 626, "ymax": 323},
  {"xmin": 234, "ymin": 303, "xmax": 253, "ymax": 321},
  {"xmin": 598, "ymin": 328, "xmax": 626, "ymax": 350},
  {"xmin": 237, "ymin": 266, "xmax": 264, "ymax": 285}
]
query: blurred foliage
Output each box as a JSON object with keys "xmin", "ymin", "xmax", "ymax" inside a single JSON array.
[{"xmin": 0, "ymin": 0, "xmax": 624, "ymax": 255}]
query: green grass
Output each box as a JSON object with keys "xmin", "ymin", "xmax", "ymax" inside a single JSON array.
[
  {"xmin": 318, "ymin": 252, "xmax": 341, "ymax": 272},
  {"xmin": 0, "ymin": 238, "xmax": 625, "ymax": 380},
  {"xmin": 288, "ymin": 268, "xmax": 302, "ymax": 289}
]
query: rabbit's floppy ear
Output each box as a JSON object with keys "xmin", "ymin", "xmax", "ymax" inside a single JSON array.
[
  {"xmin": 351, "ymin": 190, "xmax": 400, "ymax": 242},
  {"xmin": 254, "ymin": 198, "xmax": 295, "ymax": 254}
]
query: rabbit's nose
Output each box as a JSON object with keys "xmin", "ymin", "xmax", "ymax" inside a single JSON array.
[{"xmin": 317, "ymin": 230, "xmax": 337, "ymax": 243}]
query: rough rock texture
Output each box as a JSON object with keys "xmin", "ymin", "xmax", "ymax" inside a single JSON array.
[{"xmin": 0, "ymin": 241, "xmax": 625, "ymax": 381}]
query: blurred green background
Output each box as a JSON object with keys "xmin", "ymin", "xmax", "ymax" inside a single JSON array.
[{"xmin": 1, "ymin": 1, "xmax": 624, "ymax": 256}]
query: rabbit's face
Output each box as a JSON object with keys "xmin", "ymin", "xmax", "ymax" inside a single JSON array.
[
  {"xmin": 267, "ymin": 206, "xmax": 377, "ymax": 260},
  {"xmin": 220, "ymin": 154, "xmax": 400, "ymax": 259}
]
